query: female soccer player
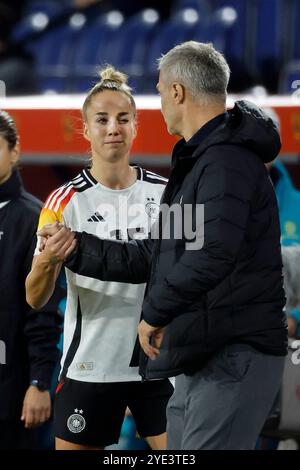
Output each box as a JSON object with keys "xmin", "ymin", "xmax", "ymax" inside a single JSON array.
[{"xmin": 26, "ymin": 67, "xmax": 173, "ymax": 451}]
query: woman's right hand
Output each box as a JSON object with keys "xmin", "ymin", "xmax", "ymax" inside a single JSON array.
[{"xmin": 38, "ymin": 223, "xmax": 77, "ymax": 264}]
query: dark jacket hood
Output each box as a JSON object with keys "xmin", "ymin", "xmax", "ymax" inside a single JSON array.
[{"xmin": 190, "ymin": 100, "xmax": 281, "ymax": 164}]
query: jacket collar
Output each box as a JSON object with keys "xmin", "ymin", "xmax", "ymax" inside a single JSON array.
[
  {"xmin": 171, "ymin": 100, "xmax": 281, "ymax": 168},
  {"xmin": 172, "ymin": 112, "xmax": 228, "ymax": 167},
  {"xmin": 0, "ymin": 170, "xmax": 23, "ymax": 203}
]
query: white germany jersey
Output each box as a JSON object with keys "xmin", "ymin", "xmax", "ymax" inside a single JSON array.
[{"xmin": 35, "ymin": 167, "xmax": 167, "ymax": 382}]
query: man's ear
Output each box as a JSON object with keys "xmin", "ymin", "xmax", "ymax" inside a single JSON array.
[
  {"xmin": 172, "ymin": 82, "xmax": 185, "ymax": 104},
  {"xmin": 83, "ymin": 122, "xmax": 90, "ymax": 142}
]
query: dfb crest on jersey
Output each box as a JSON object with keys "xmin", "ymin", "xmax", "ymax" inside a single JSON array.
[
  {"xmin": 145, "ymin": 197, "xmax": 159, "ymax": 219},
  {"xmin": 67, "ymin": 409, "xmax": 86, "ymax": 433}
]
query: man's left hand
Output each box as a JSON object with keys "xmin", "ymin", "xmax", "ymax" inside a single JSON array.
[{"xmin": 138, "ymin": 319, "xmax": 165, "ymax": 360}]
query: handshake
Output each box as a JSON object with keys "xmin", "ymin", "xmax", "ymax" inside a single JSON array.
[
  {"xmin": 37, "ymin": 221, "xmax": 164, "ymax": 359},
  {"xmin": 37, "ymin": 222, "xmax": 77, "ymax": 265}
]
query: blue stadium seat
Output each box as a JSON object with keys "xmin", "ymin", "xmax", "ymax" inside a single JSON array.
[
  {"xmin": 24, "ymin": 1, "xmax": 65, "ymax": 16},
  {"xmin": 10, "ymin": 1, "xmax": 70, "ymax": 43},
  {"xmin": 220, "ymin": 2, "xmax": 250, "ymax": 82},
  {"xmin": 104, "ymin": 9, "xmax": 160, "ymax": 93},
  {"xmin": 193, "ymin": 6, "xmax": 237, "ymax": 55},
  {"xmin": 173, "ymin": 0, "xmax": 210, "ymax": 16},
  {"xmin": 294, "ymin": 0, "xmax": 300, "ymax": 60},
  {"xmin": 144, "ymin": 8, "xmax": 201, "ymax": 92},
  {"xmin": 27, "ymin": 12, "xmax": 87, "ymax": 93},
  {"xmin": 71, "ymin": 11, "xmax": 125, "ymax": 92},
  {"xmin": 252, "ymin": 0, "xmax": 283, "ymax": 91},
  {"xmin": 289, "ymin": 0, "xmax": 300, "ymax": 61},
  {"xmin": 193, "ymin": 2, "xmax": 252, "ymax": 91}
]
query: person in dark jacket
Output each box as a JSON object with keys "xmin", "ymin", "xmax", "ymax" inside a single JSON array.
[
  {"xmin": 269, "ymin": 160, "xmax": 300, "ymax": 337},
  {"xmin": 0, "ymin": 110, "xmax": 63, "ymax": 449},
  {"xmin": 38, "ymin": 41, "xmax": 287, "ymax": 450}
]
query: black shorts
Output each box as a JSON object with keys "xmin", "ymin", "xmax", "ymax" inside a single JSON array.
[{"xmin": 54, "ymin": 378, "xmax": 173, "ymax": 447}]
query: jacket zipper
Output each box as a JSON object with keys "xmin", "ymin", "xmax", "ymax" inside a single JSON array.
[
  {"xmin": 141, "ymin": 171, "xmax": 178, "ymax": 380},
  {"xmin": 146, "ymin": 174, "xmax": 176, "ymax": 292}
]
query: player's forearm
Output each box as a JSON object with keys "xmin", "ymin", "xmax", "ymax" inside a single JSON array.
[{"xmin": 26, "ymin": 256, "xmax": 62, "ymax": 309}]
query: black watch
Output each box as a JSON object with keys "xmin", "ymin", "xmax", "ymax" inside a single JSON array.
[{"xmin": 30, "ymin": 379, "xmax": 49, "ymax": 392}]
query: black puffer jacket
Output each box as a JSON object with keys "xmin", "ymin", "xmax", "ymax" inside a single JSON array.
[
  {"xmin": 0, "ymin": 171, "xmax": 63, "ymax": 419},
  {"xmin": 66, "ymin": 101, "xmax": 287, "ymax": 379}
]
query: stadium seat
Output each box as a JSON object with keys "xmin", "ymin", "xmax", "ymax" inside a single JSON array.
[
  {"xmin": 294, "ymin": 0, "xmax": 300, "ymax": 60},
  {"xmin": 27, "ymin": 12, "xmax": 88, "ymax": 93},
  {"xmin": 193, "ymin": 6, "xmax": 238, "ymax": 57},
  {"xmin": 71, "ymin": 11, "xmax": 125, "ymax": 93},
  {"xmin": 289, "ymin": 0, "xmax": 300, "ymax": 61},
  {"xmin": 212, "ymin": 1, "xmax": 253, "ymax": 91},
  {"xmin": 251, "ymin": 0, "xmax": 283, "ymax": 92},
  {"xmin": 24, "ymin": 1, "xmax": 65, "ymax": 16},
  {"xmin": 173, "ymin": 0, "xmax": 210, "ymax": 16},
  {"xmin": 103, "ymin": 9, "xmax": 160, "ymax": 93},
  {"xmin": 10, "ymin": 1, "xmax": 70, "ymax": 43},
  {"xmin": 144, "ymin": 8, "xmax": 201, "ymax": 93}
]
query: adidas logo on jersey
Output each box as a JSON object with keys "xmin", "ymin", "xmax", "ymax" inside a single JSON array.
[{"xmin": 87, "ymin": 212, "xmax": 105, "ymax": 222}]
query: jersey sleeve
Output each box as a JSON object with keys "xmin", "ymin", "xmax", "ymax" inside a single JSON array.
[{"xmin": 34, "ymin": 183, "xmax": 75, "ymax": 256}]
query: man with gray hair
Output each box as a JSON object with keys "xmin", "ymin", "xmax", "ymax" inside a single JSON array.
[{"xmin": 38, "ymin": 41, "xmax": 287, "ymax": 449}]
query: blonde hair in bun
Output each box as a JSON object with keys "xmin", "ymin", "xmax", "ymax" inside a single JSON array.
[
  {"xmin": 99, "ymin": 66, "xmax": 127, "ymax": 85},
  {"xmin": 83, "ymin": 65, "xmax": 136, "ymax": 120}
]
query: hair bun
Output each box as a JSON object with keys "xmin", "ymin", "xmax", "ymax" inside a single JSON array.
[
  {"xmin": 82, "ymin": 65, "xmax": 135, "ymax": 120},
  {"xmin": 99, "ymin": 66, "xmax": 128, "ymax": 86}
]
